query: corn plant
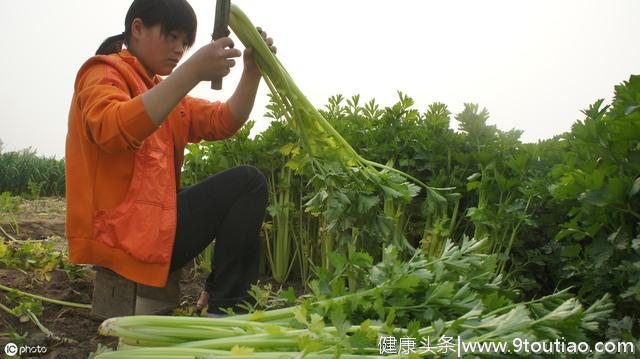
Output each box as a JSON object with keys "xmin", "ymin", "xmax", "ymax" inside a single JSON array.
[{"xmin": 0, "ymin": 148, "xmax": 65, "ymax": 197}]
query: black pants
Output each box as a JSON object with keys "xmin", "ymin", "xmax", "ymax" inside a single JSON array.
[{"xmin": 168, "ymin": 165, "xmax": 268, "ymax": 314}]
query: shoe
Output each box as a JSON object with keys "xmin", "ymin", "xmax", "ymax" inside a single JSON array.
[{"xmin": 195, "ymin": 291, "xmax": 209, "ymax": 314}]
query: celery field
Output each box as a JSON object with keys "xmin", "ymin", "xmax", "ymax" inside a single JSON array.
[
  {"xmin": 1, "ymin": 4, "xmax": 640, "ymax": 358},
  {"xmin": 2, "ymin": 75, "xmax": 639, "ymax": 359}
]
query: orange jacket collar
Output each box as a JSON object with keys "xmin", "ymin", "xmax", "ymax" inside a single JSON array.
[{"xmin": 117, "ymin": 49, "xmax": 162, "ymax": 86}]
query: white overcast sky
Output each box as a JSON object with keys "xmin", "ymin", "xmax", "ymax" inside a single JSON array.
[{"xmin": 0, "ymin": 0, "xmax": 639, "ymax": 158}]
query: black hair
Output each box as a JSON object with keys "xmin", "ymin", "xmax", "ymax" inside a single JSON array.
[{"xmin": 96, "ymin": 0, "xmax": 197, "ymax": 55}]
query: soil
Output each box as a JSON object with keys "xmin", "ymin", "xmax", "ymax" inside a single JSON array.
[
  {"xmin": 1, "ymin": 198, "xmax": 66, "ymax": 242},
  {"xmin": 0, "ymin": 197, "xmax": 307, "ymax": 359}
]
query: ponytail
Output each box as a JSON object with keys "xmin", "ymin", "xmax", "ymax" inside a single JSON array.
[{"xmin": 95, "ymin": 33, "xmax": 126, "ymax": 55}]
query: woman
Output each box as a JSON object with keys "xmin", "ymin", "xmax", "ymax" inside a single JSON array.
[{"xmin": 65, "ymin": 0, "xmax": 275, "ymax": 317}]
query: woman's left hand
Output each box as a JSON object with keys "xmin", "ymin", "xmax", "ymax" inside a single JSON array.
[{"xmin": 243, "ymin": 27, "xmax": 276, "ymax": 77}]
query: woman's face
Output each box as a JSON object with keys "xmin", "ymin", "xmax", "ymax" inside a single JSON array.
[{"xmin": 131, "ymin": 20, "xmax": 189, "ymax": 76}]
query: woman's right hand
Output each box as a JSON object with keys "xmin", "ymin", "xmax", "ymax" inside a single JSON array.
[
  {"xmin": 140, "ymin": 37, "xmax": 242, "ymax": 126},
  {"xmin": 187, "ymin": 37, "xmax": 243, "ymax": 81}
]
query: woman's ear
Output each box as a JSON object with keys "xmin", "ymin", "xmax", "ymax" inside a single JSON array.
[{"xmin": 130, "ymin": 17, "xmax": 145, "ymax": 42}]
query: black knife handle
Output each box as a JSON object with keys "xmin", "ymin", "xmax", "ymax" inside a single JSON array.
[
  {"xmin": 211, "ymin": 77, "xmax": 223, "ymax": 90},
  {"xmin": 210, "ymin": 28, "xmax": 231, "ymax": 90}
]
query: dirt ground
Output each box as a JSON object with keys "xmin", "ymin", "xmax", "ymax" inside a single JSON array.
[
  {"xmin": 1, "ymin": 198, "xmax": 66, "ymax": 242},
  {"xmin": 0, "ymin": 198, "xmax": 306, "ymax": 359}
]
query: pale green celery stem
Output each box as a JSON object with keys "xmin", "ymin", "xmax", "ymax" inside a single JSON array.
[
  {"xmin": 473, "ymin": 170, "xmax": 489, "ymax": 244},
  {"xmin": 27, "ymin": 309, "xmax": 78, "ymax": 344},
  {"xmin": 230, "ymin": 4, "xmax": 443, "ymax": 192},
  {"xmin": 261, "ymin": 71, "xmax": 315, "ymax": 154},
  {"xmin": 273, "ymin": 169, "xmax": 286, "ymax": 282},
  {"xmin": 0, "ymin": 301, "xmax": 16, "ymax": 317},
  {"xmin": 95, "ymin": 347, "xmax": 227, "ymax": 358},
  {"xmin": 262, "ymin": 223, "xmax": 275, "ymax": 280},
  {"xmin": 448, "ymin": 195, "xmax": 461, "ymax": 237},
  {"xmin": 384, "ymin": 197, "xmax": 409, "ymax": 250},
  {"xmin": 102, "ymin": 326, "xmax": 184, "ymax": 345},
  {"xmin": 176, "ymin": 336, "xmax": 299, "ymax": 349},
  {"xmin": 0, "ymin": 283, "xmax": 91, "ymax": 309},
  {"xmin": 231, "ymin": 286, "xmax": 380, "ymax": 322},
  {"xmin": 119, "ymin": 338, "xmax": 180, "ymax": 348},
  {"xmin": 421, "ymin": 199, "xmax": 433, "ymax": 256},
  {"xmin": 320, "ymin": 218, "xmax": 334, "ymax": 271},
  {"xmin": 98, "ymin": 347, "xmax": 388, "ymax": 359},
  {"xmin": 128, "ymin": 324, "xmax": 385, "ymax": 351},
  {"xmin": 274, "ymin": 166, "xmax": 294, "ymax": 283},
  {"xmin": 296, "ymin": 188, "xmax": 311, "ymax": 288},
  {"xmin": 263, "ymin": 172, "xmax": 278, "ymax": 277},
  {"xmin": 347, "ymin": 228, "xmax": 359, "ymax": 293},
  {"xmin": 101, "ymin": 316, "xmax": 279, "ymax": 332}
]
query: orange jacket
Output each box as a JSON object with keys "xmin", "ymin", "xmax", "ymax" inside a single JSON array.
[{"xmin": 66, "ymin": 50, "xmax": 241, "ymax": 287}]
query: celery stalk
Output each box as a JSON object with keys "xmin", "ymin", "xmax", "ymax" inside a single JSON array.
[{"xmin": 228, "ymin": 4, "xmax": 450, "ymax": 193}]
